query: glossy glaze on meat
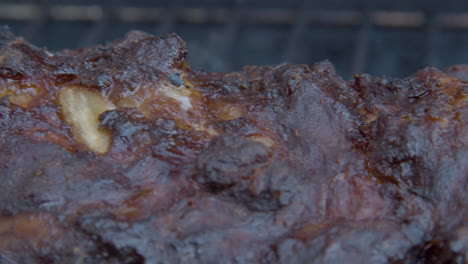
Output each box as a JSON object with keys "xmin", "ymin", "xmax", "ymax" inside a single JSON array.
[{"xmin": 0, "ymin": 29, "xmax": 466, "ymax": 264}]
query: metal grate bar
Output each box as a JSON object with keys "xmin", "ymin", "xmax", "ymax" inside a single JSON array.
[
  {"xmin": 439, "ymin": 13, "xmax": 468, "ymax": 28},
  {"xmin": 371, "ymin": 11, "xmax": 425, "ymax": 28},
  {"xmin": 157, "ymin": 1, "xmax": 178, "ymax": 36},
  {"xmin": 0, "ymin": 4, "xmax": 41, "ymax": 20},
  {"xmin": 307, "ymin": 10, "xmax": 361, "ymax": 26},
  {"xmin": 49, "ymin": 5, "xmax": 103, "ymax": 21},
  {"xmin": 425, "ymin": 12, "xmax": 439, "ymax": 67},
  {"xmin": 351, "ymin": 12, "xmax": 372, "ymax": 75},
  {"xmin": 118, "ymin": 7, "xmax": 164, "ymax": 23},
  {"xmin": 208, "ymin": 0, "xmax": 243, "ymax": 71},
  {"xmin": 2, "ymin": 4, "xmax": 468, "ymax": 29},
  {"xmin": 77, "ymin": 5, "xmax": 110, "ymax": 47},
  {"xmin": 18, "ymin": 2, "xmax": 48, "ymax": 44},
  {"xmin": 283, "ymin": 0, "xmax": 308, "ymax": 63}
]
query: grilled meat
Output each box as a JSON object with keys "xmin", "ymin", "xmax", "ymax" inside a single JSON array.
[{"xmin": 0, "ymin": 29, "xmax": 467, "ymax": 264}]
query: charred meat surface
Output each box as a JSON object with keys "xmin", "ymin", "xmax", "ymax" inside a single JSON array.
[{"xmin": 0, "ymin": 29, "xmax": 467, "ymax": 264}]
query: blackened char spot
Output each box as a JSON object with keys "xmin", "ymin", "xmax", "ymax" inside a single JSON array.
[
  {"xmin": 406, "ymin": 239, "xmax": 464, "ymax": 264},
  {"xmin": 194, "ymin": 135, "xmax": 295, "ymax": 211},
  {"xmin": 54, "ymin": 73, "xmax": 77, "ymax": 85},
  {"xmin": 99, "ymin": 109, "xmax": 160, "ymax": 162},
  {"xmin": 194, "ymin": 134, "xmax": 272, "ymax": 190},
  {"xmin": 78, "ymin": 227, "xmax": 145, "ymax": 264}
]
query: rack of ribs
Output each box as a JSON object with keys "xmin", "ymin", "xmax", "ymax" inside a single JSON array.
[{"xmin": 0, "ymin": 29, "xmax": 466, "ymax": 263}]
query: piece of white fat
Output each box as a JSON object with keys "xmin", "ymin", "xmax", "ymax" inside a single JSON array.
[
  {"xmin": 59, "ymin": 86, "xmax": 115, "ymax": 154},
  {"xmin": 161, "ymin": 84, "xmax": 193, "ymax": 110}
]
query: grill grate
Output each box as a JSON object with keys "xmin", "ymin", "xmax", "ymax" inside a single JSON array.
[
  {"xmin": 351, "ymin": 11, "xmax": 372, "ymax": 75},
  {"xmin": 1, "ymin": 2, "xmax": 468, "ymax": 78}
]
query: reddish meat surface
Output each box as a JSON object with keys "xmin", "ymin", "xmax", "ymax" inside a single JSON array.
[{"xmin": 0, "ymin": 29, "xmax": 467, "ymax": 263}]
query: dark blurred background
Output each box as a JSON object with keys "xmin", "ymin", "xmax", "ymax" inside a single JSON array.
[{"xmin": 1, "ymin": 0, "xmax": 467, "ymax": 78}]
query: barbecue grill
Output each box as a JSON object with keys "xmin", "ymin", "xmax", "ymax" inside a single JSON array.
[{"xmin": 1, "ymin": 0, "xmax": 467, "ymax": 78}]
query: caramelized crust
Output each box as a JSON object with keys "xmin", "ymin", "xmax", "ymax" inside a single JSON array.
[{"xmin": 0, "ymin": 29, "xmax": 466, "ymax": 263}]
